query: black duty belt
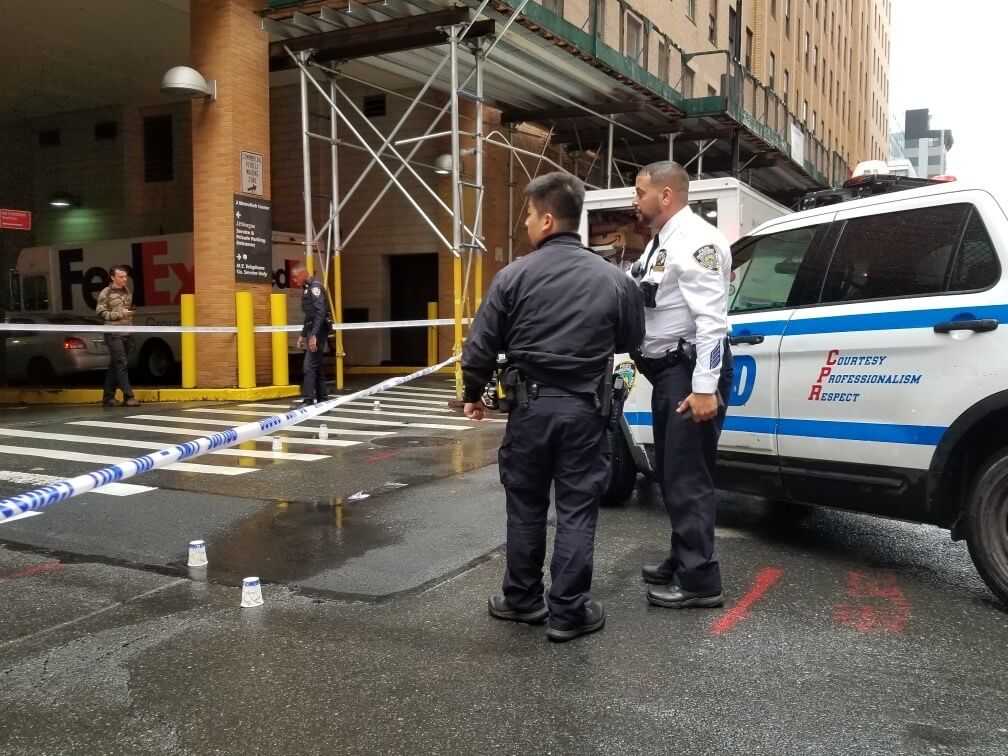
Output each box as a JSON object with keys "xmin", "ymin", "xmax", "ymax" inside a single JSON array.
[{"xmin": 527, "ymin": 382, "xmax": 591, "ymax": 400}]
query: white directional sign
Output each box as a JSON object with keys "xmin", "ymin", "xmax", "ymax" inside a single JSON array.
[{"xmin": 240, "ymin": 150, "xmax": 264, "ymax": 196}]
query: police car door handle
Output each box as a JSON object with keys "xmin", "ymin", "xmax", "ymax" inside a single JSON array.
[
  {"xmin": 933, "ymin": 319, "xmax": 999, "ymax": 334},
  {"xmin": 729, "ymin": 334, "xmax": 765, "ymax": 345}
]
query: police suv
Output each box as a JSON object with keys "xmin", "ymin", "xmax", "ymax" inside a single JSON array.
[{"xmin": 607, "ymin": 175, "xmax": 1008, "ymax": 605}]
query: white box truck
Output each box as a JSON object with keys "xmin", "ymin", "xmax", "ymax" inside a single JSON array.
[{"xmin": 5, "ymin": 231, "xmax": 308, "ymax": 381}]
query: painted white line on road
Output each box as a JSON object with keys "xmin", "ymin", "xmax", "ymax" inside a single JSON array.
[
  {"xmin": 241, "ymin": 399, "xmax": 454, "ymax": 413},
  {"xmin": 70, "ymin": 420, "xmax": 360, "ymax": 448},
  {"xmin": 0, "ymin": 470, "xmax": 156, "ymax": 497},
  {"xmin": 184, "ymin": 407, "xmax": 476, "ymax": 431},
  {"xmin": 0, "ymin": 445, "xmax": 255, "ymax": 476},
  {"xmin": 0, "ymin": 428, "xmax": 328, "ymax": 462},
  {"xmin": 371, "ymin": 392, "xmax": 453, "ymax": 405},
  {"xmin": 125, "ymin": 414, "xmax": 384, "ymax": 438},
  {"xmin": 386, "ymin": 385, "xmax": 457, "ymax": 396},
  {"xmin": 0, "ymin": 510, "xmax": 43, "ymax": 524}
]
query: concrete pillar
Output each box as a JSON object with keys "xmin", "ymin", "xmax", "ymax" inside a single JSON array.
[{"xmin": 190, "ymin": 0, "xmax": 273, "ymax": 387}]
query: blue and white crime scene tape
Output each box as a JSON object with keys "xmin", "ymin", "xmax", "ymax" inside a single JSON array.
[
  {"xmin": 0, "ymin": 318, "xmax": 470, "ymax": 334},
  {"xmin": 0, "ymin": 355, "xmax": 461, "ymax": 522}
]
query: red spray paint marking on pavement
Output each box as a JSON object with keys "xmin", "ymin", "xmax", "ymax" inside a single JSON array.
[
  {"xmin": 1, "ymin": 562, "xmax": 61, "ymax": 580},
  {"xmin": 709, "ymin": 567, "xmax": 784, "ymax": 636},
  {"xmin": 366, "ymin": 450, "xmax": 403, "ymax": 463},
  {"xmin": 835, "ymin": 571, "xmax": 910, "ymax": 633}
]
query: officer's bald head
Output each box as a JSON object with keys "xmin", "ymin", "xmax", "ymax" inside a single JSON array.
[{"xmin": 638, "ymin": 161, "xmax": 690, "ymax": 200}]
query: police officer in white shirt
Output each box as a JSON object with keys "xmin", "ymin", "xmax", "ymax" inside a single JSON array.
[{"xmin": 630, "ymin": 160, "xmax": 733, "ymax": 609}]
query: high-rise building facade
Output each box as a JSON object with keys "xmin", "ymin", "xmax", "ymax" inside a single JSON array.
[{"xmin": 894, "ymin": 108, "xmax": 954, "ymax": 179}]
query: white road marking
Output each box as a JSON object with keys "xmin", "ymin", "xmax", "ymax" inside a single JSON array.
[
  {"xmin": 240, "ymin": 399, "xmax": 453, "ymax": 413},
  {"xmin": 0, "ymin": 469, "xmax": 156, "ymax": 497},
  {"xmin": 387, "ymin": 385, "xmax": 456, "ymax": 396},
  {"xmin": 369, "ymin": 392, "xmax": 454, "ymax": 406},
  {"xmin": 70, "ymin": 420, "xmax": 360, "ymax": 448},
  {"xmin": 0, "ymin": 428, "xmax": 327, "ymax": 462},
  {"xmin": 183, "ymin": 407, "xmax": 476, "ymax": 430},
  {"xmin": 0, "ymin": 511, "xmax": 43, "ymax": 524},
  {"xmin": 125, "ymin": 414, "xmax": 384, "ymax": 438},
  {"xmin": 0, "ymin": 445, "xmax": 254, "ymax": 476}
]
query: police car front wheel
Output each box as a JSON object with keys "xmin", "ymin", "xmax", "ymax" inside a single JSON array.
[{"xmin": 965, "ymin": 451, "xmax": 1008, "ymax": 607}]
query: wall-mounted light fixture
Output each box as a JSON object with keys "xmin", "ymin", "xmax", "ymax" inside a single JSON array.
[
  {"xmin": 48, "ymin": 191, "xmax": 80, "ymax": 208},
  {"xmin": 433, "ymin": 147, "xmax": 477, "ymax": 175},
  {"xmin": 160, "ymin": 66, "xmax": 217, "ymax": 101}
]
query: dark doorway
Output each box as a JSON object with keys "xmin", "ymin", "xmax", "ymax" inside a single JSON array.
[{"xmin": 389, "ymin": 253, "xmax": 438, "ymax": 365}]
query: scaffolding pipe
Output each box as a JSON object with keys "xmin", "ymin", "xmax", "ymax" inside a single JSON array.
[
  {"xmin": 473, "ymin": 41, "xmax": 485, "ymax": 309},
  {"xmin": 450, "ymin": 25, "xmax": 464, "ymax": 399},
  {"xmin": 298, "ymin": 50, "xmax": 315, "ymax": 275},
  {"xmin": 606, "ymin": 123, "xmax": 614, "ymax": 188},
  {"xmin": 330, "ymin": 77, "xmax": 345, "ymax": 391}
]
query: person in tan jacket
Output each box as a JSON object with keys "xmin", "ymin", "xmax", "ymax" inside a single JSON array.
[{"xmin": 95, "ymin": 265, "xmax": 139, "ymax": 407}]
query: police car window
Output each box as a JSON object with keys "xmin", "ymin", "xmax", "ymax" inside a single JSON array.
[
  {"xmin": 820, "ymin": 204, "xmax": 971, "ymax": 304},
  {"xmin": 947, "ymin": 209, "xmax": 1000, "ymax": 292},
  {"xmin": 729, "ymin": 226, "xmax": 818, "ymax": 313}
]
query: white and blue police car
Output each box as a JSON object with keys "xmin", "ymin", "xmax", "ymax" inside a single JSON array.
[{"xmin": 606, "ymin": 175, "xmax": 1008, "ymax": 605}]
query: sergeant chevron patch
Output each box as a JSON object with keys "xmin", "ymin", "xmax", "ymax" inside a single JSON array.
[
  {"xmin": 710, "ymin": 341, "xmax": 721, "ymax": 370},
  {"xmin": 693, "ymin": 245, "xmax": 720, "ymax": 272}
]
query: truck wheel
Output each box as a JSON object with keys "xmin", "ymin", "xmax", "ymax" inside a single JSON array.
[
  {"xmin": 965, "ymin": 452, "xmax": 1008, "ymax": 606},
  {"xmin": 601, "ymin": 428, "xmax": 637, "ymax": 507},
  {"xmin": 138, "ymin": 340, "xmax": 176, "ymax": 383}
]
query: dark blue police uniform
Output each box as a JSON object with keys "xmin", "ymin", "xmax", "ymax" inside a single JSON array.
[
  {"xmin": 463, "ymin": 231, "xmax": 644, "ymax": 632},
  {"xmin": 301, "ymin": 276, "xmax": 330, "ymax": 404}
]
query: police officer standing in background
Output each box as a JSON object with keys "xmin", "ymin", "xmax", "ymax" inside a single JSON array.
[
  {"xmin": 463, "ymin": 171, "xmax": 643, "ymax": 643},
  {"xmin": 290, "ymin": 263, "xmax": 331, "ymax": 405},
  {"xmin": 630, "ymin": 161, "xmax": 733, "ymax": 609}
]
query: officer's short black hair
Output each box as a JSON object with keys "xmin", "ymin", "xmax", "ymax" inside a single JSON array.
[
  {"xmin": 639, "ymin": 161, "xmax": 689, "ymax": 196},
  {"xmin": 523, "ymin": 172, "xmax": 585, "ymax": 231}
]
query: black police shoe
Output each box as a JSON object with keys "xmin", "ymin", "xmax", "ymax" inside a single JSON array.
[
  {"xmin": 646, "ymin": 584, "xmax": 724, "ymax": 609},
  {"xmin": 487, "ymin": 593, "xmax": 548, "ymax": 625},
  {"xmin": 546, "ymin": 600, "xmax": 606, "ymax": 643},
  {"xmin": 641, "ymin": 563, "xmax": 677, "ymax": 585}
]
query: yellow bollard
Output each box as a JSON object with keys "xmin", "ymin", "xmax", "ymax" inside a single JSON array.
[
  {"xmin": 475, "ymin": 251, "xmax": 483, "ymax": 310},
  {"xmin": 270, "ymin": 293, "xmax": 289, "ymax": 387},
  {"xmin": 453, "ymin": 254, "xmax": 463, "ymax": 398},
  {"xmin": 180, "ymin": 294, "xmax": 196, "ymax": 388},
  {"xmin": 427, "ymin": 301, "xmax": 438, "ymax": 366},
  {"xmin": 236, "ymin": 291, "xmax": 256, "ymax": 389}
]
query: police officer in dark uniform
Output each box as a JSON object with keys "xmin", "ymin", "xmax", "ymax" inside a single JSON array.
[
  {"xmin": 290, "ymin": 263, "xmax": 331, "ymax": 405},
  {"xmin": 630, "ymin": 161, "xmax": 734, "ymax": 609},
  {"xmin": 462, "ymin": 171, "xmax": 644, "ymax": 643}
]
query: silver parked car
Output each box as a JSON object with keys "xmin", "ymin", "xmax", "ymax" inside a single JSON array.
[{"xmin": 4, "ymin": 314, "xmax": 112, "ymax": 382}]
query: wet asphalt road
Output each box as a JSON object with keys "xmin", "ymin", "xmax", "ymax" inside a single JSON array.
[{"xmin": 0, "ymin": 383, "xmax": 1006, "ymax": 755}]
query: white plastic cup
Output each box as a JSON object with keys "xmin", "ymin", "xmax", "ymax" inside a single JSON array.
[
  {"xmin": 187, "ymin": 540, "xmax": 208, "ymax": 568},
  {"xmin": 271, "ymin": 436, "xmax": 283, "ymax": 452},
  {"xmin": 373, "ymin": 400, "xmax": 381, "ymax": 411},
  {"xmin": 318, "ymin": 424, "xmax": 329, "ymax": 440},
  {"xmin": 240, "ymin": 576, "xmax": 264, "ymax": 608}
]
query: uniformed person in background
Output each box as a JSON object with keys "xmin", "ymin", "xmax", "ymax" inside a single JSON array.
[
  {"xmin": 630, "ymin": 160, "xmax": 733, "ymax": 609},
  {"xmin": 290, "ymin": 263, "xmax": 331, "ymax": 405},
  {"xmin": 463, "ymin": 171, "xmax": 644, "ymax": 643}
]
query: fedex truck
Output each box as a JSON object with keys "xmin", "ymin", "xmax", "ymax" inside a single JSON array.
[{"xmin": 5, "ymin": 231, "xmax": 308, "ymax": 380}]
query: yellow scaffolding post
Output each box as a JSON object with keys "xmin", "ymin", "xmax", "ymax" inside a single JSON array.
[
  {"xmin": 236, "ymin": 291, "xmax": 256, "ymax": 389},
  {"xmin": 452, "ymin": 254, "xmax": 463, "ymax": 399},
  {"xmin": 331, "ymin": 249, "xmax": 344, "ymax": 391},
  {"xmin": 180, "ymin": 294, "xmax": 196, "ymax": 389},
  {"xmin": 427, "ymin": 301, "xmax": 438, "ymax": 365},
  {"xmin": 475, "ymin": 251, "xmax": 483, "ymax": 310},
  {"xmin": 269, "ymin": 293, "xmax": 289, "ymax": 386}
]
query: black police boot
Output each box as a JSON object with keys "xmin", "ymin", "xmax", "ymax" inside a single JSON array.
[
  {"xmin": 546, "ymin": 600, "xmax": 606, "ymax": 643},
  {"xmin": 487, "ymin": 593, "xmax": 548, "ymax": 625},
  {"xmin": 646, "ymin": 584, "xmax": 723, "ymax": 609},
  {"xmin": 641, "ymin": 562, "xmax": 677, "ymax": 585}
]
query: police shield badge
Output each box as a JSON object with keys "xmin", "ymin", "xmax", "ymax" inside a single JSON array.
[
  {"xmin": 692, "ymin": 245, "xmax": 720, "ymax": 272},
  {"xmin": 310, "ymin": 285, "xmax": 322, "ymax": 296},
  {"xmin": 653, "ymin": 250, "xmax": 667, "ymax": 272}
]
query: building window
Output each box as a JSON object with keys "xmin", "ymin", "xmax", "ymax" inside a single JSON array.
[
  {"xmin": 771, "ymin": 0, "xmax": 777, "ymax": 17},
  {"xmin": 708, "ymin": 0, "xmax": 718, "ymax": 44},
  {"xmin": 728, "ymin": 6, "xmax": 738, "ymax": 59},
  {"xmin": 812, "ymin": 110, "xmax": 817, "ymax": 134},
  {"xmin": 590, "ymin": 0, "xmax": 605, "ymax": 37},
  {"xmin": 745, "ymin": 27, "xmax": 753, "ymax": 70},
  {"xmin": 658, "ymin": 39, "xmax": 670, "ymax": 82},
  {"xmin": 802, "ymin": 100, "xmax": 808, "ymax": 124},
  {"xmin": 143, "ymin": 114, "xmax": 173, "ymax": 183},
  {"xmin": 783, "ymin": 69, "xmax": 790, "ymax": 107},
  {"xmin": 624, "ymin": 12, "xmax": 646, "ymax": 65},
  {"xmin": 813, "ymin": 45, "xmax": 818, "ymax": 80},
  {"xmin": 768, "ymin": 52, "xmax": 776, "ymax": 89},
  {"xmin": 804, "ymin": 32, "xmax": 810, "ymax": 70},
  {"xmin": 785, "ymin": 0, "xmax": 791, "ymax": 36},
  {"xmin": 686, "ymin": 0, "xmax": 696, "ymax": 22},
  {"xmin": 541, "ymin": 0, "xmax": 563, "ymax": 15},
  {"xmin": 682, "ymin": 66, "xmax": 695, "ymax": 97}
]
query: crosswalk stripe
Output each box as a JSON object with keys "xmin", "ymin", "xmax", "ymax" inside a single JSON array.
[
  {"xmin": 0, "ymin": 444, "xmax": 253, "ymax": 476},
  {"xmin": 0, "ymin": 470, "xmax": 156, "ymax": 497},
  {"xmin": 389, "ymin": 385, "xmax": 456, "ymax": 395},
  {"xmin": 0, "ymin": 428, "xmax": 328, "ymax": 462},
  {"xmin": 377, "ymin": 390, "xmax": 456, "ymax": 402},
  {"xmin": 183, "ymin": 407, "xmax": 476, "ymax": 431},
  {"xmin": 240, "ymin": 400, "xmax": 453, "ymax": 413},
  {"xmin": 126, "ymin": 414, "xmax": 385, "ymax": 437},
  {"xmin": 70, "ymin": 420, "xmax": 360, "ymax": 448}
]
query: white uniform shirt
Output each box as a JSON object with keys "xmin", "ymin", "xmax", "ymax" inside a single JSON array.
[{"xmin": 634, "ymin": 206, "xmax": 732, "ymax": 394}]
